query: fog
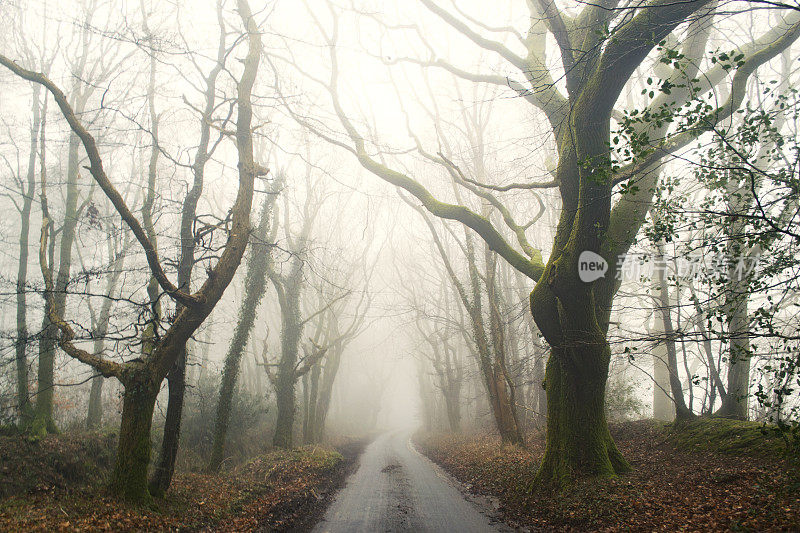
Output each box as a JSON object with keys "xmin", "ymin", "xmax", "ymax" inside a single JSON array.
[{"xmin": 0, "ymin": 0, "xmax": 798, "ymax": 524}]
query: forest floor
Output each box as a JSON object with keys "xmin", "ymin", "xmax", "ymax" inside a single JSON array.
[
  {"xmin": 419, "ymin": 419, "xmax": 800, "ymax": 532},
  {"xmin": 0, "ymin": 431, "xmax": 363, "ymax": 532}
]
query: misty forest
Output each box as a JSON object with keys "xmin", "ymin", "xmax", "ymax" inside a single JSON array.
[{"xmin": 0, "ymin": 0, "xmax": 799, "ymax": 531}]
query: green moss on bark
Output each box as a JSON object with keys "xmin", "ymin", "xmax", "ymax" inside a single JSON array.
[
  {"xmin": 533, "ymin": 348, "xmax": 630, "ymax": 490},
  {"xmin": 109, "ymin": 379, "xmax": 158, "ymax": 505}
]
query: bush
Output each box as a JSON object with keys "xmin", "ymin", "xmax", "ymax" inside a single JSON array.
[
  {"xmin": 605, "ymin": 372, "xmax": 645, "ymax": 422},
  {"xmin": 174, "ymin": 372, "xmax": 275, "ymax": 472}
]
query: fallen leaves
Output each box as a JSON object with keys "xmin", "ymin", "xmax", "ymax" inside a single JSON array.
[
  {"xmin": 419, "ymin": 420, "xmax": 800, "ymax": 532},
  {"xmin": 0, "ymin": 439, "xmax": 362, "ymax": 532}
]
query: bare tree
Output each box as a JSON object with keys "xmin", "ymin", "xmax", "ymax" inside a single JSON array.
[
  {"xmin": 302, "ymin": 277, "xmax": 371, "ymax": 443},
  {"xmin": 7, "ymin": 24, "xmax": 56, "ymax": 425},
  {"xmin": 207, "ymin": 173, "xmax": 283, "ymax": 472},
  {"xmin": 28, "ymin": 0, "xmax": 129, "ymax": 436},
  {"xmin": 292, "ymin": 0, "xmax": 800, "ymax": 485},
  {"xmin": 412, "ymin": 294, "xmax": 464, "ymax": 433},
  {"xmin": 262, "ymin": 165, "xmax": 334, "ymax": 448},
  {"xmin": 403, "ymin": 197, "xmax": 525, "ymax": 443},
  {"xmin": 150, "ymin": 0, "xmax": 245, "ymax": 495},
  {"xmin": 0, "ymin": 0, "xmax": 263, "ymax": 503},
  {"xmin": 79, "ymin": 221, "xmax": 132, "ymax": 429}
]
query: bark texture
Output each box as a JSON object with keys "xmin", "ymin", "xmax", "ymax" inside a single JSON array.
[{"xmin": 208, "ymin": 188, "xmax": 280, "ymax": 471}]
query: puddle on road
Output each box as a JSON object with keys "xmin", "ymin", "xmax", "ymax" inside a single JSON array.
[{"xmin": 381, "ymin": 462, "xmax": 402, "ymax": 473}]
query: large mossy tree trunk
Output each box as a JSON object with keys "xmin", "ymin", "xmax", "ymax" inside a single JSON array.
[
  {"xmin": 109, "ymin": 373, "xmax": 159, "ymax": 505},
  {"xmin": 523, "ymin": 0, "xmax": 730, "ymax": 484},
  {"xmin": 530, "ymin": 226, "xmax": 633, "ymax": 487},
  {"xmin": 529, "ymin": 152, "xmax": 631, "ymax": 486},
  {"xmin": 536, "ymin": 347, "xmax": 628, "ymax": 486}
]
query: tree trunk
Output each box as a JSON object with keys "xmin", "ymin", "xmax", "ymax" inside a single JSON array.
[
  {"xmin": 444, "ymin": 385, "xmax": 461, "ymax": 432},
  {"xmin": 529, "ymin": 154, "xmax": 631, "ymax": 487},
  {"xmin": 146, "ymin": 18, "xmax": 185, "ymax": 492},
  {"xmin": 208, "ymin": 344, "xmax": 245, "ymax": 470},
  {"xmin": 654, "ymin": 244, "xmax": 694, "ymax": 420},
  {"xmin": 109, "ymin": 374, "xmax": 159, "ymax": 505},
  {"xmin": 208, "ymin": 193, "xmax": 277, "ymax": 469},
  {"xmin": 652, "ymin": 341, "xmax": 675, "ymax": 421},
  {"xmin": 650, "ymin": 270, "xmax": 676, "ymax": 421},
  {"xmin": 302, "ymin": 372, "xmax": 310, "ymax": 443},
  {"xmin": 86, "ymin": 250, "xmax": 125, "ymax": 430},
  {"xmin": 484, "ymin": 250, "xmax": 525, "ymax": 445},
  {"xmin": 33, "ymin": 131, "xmax": 82, "ymax": 436},
  {"xmin": 533, "ymin": 347, "xmax": 547, "ymax": 427},
  {"xmin": 716, "ymin": 289, "xmax": 750, "ymax": 419},
  {"xmin": 535, "ymin": 348, "xmax": 629, "ymax": 488},
  {"xmin": 86, "ymin": 375, "xmax": 104, "ymax": 429},
  {"xmin": 312, "ymin": 345, "xmax": 341, "ymax": 441},
  {"xmin": 304, "ymin": 363, "xmax": 320, "ymax": 443},
  {"xmin": 149, "ymin": 347, "xmax": 186, "ymax": 496},
  {"xmin": 273, "ymin": 371, "xmax": 296, "ymax": 448},
  {"xmin": 32, "ymin": 324, "xmax": 58, "ymax": 435},
  {"xmin": 417, "ymin": 365, "xmax": 434, "ymax": 432},
  {"xmin": 486, "ymin": 365, "xmax": 523, "ymax": 444},
  {"xmin": 471, "ymin": 302, "xmax": 524, "ymax": 444},
  {"xmin": 15, "ymin": 83, "xmax": 42, "ymax": 428},
  {"xmin": 270, "ymin": 266, "xmax": 304, "ymax": 448},
  {"xmin": 86, "ymin": 338, "xmax": 108, "ymax": 430},
  {"xmin": 15, "ymin": 291, "xmax": 32, "ymax": 427}
]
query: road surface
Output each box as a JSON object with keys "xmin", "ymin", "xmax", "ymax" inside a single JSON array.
[{"xmin": 312, "ymin": 430, "xmax": 512, "ymax": 533}]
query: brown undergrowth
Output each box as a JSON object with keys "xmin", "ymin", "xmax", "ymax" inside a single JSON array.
[
  {"xmin": 0, "ymin": 432, "xmax": 363, "ymax": 532},
  {"xmin": 419, "ymin": 419, "xmax": 800, "ymax": 531}
]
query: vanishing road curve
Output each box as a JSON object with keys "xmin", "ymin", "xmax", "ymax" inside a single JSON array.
[{"xmin": 312, "ymin": 430, "xmax": 513, "ymax": 533}]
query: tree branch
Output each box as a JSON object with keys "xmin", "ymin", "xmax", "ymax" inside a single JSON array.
[{"xmin": 0, "ymin": 54, "xmax": 201, "ymax": 310}]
